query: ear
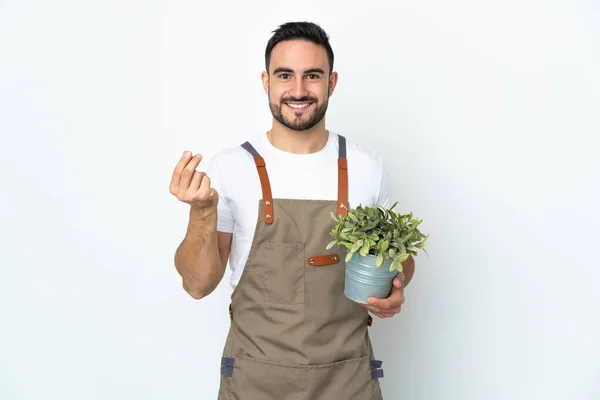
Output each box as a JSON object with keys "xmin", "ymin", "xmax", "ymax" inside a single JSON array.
[
  {"xmin": 261, "ymin": 71, "xmax": 269, "ymax": 95},
  {"xmin": 328, "ymin": 71, "xmax": 339, "ymax": 97}
]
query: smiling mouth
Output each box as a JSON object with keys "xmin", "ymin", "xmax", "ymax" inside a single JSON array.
[{"xmin": 285, "ymin": 102, "xmax": 312, "ymax": 111}]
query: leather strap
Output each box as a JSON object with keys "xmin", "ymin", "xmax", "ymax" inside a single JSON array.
[
  {"xmin": 307, "ymin": 254, "xmax": 340, "ymax": 266},
  {"xmin": 337, "ymin": 157, "xmax": 348, "ymax": 217},
  {"xmin": 253, "ymin": 156, "xmax": 274, "ymax": 225},
  {"xmin": 337, "ymin": 134, "xmax": 348, "ymax": 217},
  {"xmin": 241, "ymin": 141, "xmax": 274, "ymax": 225}
]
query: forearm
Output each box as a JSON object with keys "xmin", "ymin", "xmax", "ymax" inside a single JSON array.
[
  {"xmin": 402, "ymin": 255, "xmax": 416, "ymax": 287},
  {"xmin": 174, "ymin": 207, "xmax": 224, "ymax": 299}
]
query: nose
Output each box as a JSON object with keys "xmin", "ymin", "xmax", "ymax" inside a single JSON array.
[{"xmin": 290, "ymin": 77, "xmax": 308, "ymax": 99}]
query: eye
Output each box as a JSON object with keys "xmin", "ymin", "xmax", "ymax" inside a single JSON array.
[
  {"xmin": 278, "ymin": 74, "xmax": 290, "ymax": 79},
  {"xmin": 307, "ymin": 74, "xmax": 320, "ymax": 79}
]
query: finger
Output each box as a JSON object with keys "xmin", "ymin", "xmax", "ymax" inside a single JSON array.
[
  {"xmin": 395, "ymin": 271, "xmax": 405, "ymax": 285},
  {"xmin": 358, "ymin": 302, "xmax": 384, "ymax": 314},
  {"xmin": 186, "ymin": 171, "xmax": 205, "ymax": 195},
  {"xmin": 170, "ymin": 151, "xmax": 192, "ymax": 193},
  {"xmin": 367, "ymin": 297, "xmax": 387, "ymax": 308},
  {"xmin": 179, "ymin": 154, "xmax": 203, "ymax": 191},
  {"xmin": 392, "ymin": 277, "xmax": 405, "ymax": 290},
  {"xmin": 387, "ymin": 306, "xmax": 401, "ymax": 314},
  {"xmin": 372, "ymin": 311, "xmax": 394, "ymax": 319},
  {"xmin": 366, "ymin": 303, "xmax": 401, "ymax": 314},
  {"xmin": 364, "ymin": 304, "xmax": 385, "ymax": 314},
  {"xmin": 368, "ymin": 290, "xmax": 404, "ymax": 309},
  {"xmin": 196, "ymin": 173, "xmax": 212, "ymax": 200}
]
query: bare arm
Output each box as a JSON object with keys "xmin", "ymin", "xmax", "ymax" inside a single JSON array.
[
  {"xmin": 174, "ymin": 210, "xmax": 233, "ymax": 299},
  {"xmin": 402, "ymin": 255, "xmax": 416, "ymax": 287},
  {"xmin": 170, "ymin": 151, "xmax": 232, "ymax": 299}
]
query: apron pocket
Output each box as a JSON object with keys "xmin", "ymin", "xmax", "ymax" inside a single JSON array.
[
  {"xmin": 307, "ymin": 355, "xmax": 380, "ymax": 400},
  {"xmin": 261, "ymin": 241, "xmax": 305, "ymax": 304},
  {"xmin": 228, "ymin": 355, "xmax": 307, "ymax": 400}
]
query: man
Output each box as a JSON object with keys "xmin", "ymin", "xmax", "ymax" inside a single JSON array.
[{"xmin": 170, "ymin": 21, "xmax": 415, "ymax": 400}]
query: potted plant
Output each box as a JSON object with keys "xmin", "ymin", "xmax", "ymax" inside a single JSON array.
[{"xmin": 327, "ymin": 202, "xmax": 428, "ymax": 304}]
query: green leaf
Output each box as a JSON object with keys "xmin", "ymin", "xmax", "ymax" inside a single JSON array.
[
  {"xmin": 391, "ymin": 260, "xmax": 402, "ymax": 272},
  {"xmin": 330, "ymin": 212, "xmax": 339, "ymax": 223},
  {"xmin": 389, "ymin": 248, "xmax": 396, "ymax": 257},
  {"xmin": 351, "ymin": 240, "xmax": 363, "ymax": 253},
  {"xmin": 345, "ymin": 252, "xmax": 353, "ymax": 262},
  {"xmin": 402, "ymin": 230, "xmax": 414, "ymax": 243},
  {"xmin": 359, "ymin": 241, "xmax": 370, "ymax": 256},
  {"xmin": 326, "ymin": 240, "xmax": 337, "ymax": 250},
  {"xmin": 398, "ymin": 243, "xmax": 406, "ymax": 254},
  {"xmin": 376, "ymin": 253, "xmax": 384, "ymax": 267},
  {"xmin": 380, "ymin": 240, "xmax": 389, "ymax": 252}
]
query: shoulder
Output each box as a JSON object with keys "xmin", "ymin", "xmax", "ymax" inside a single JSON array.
[
  {"xmin": 205, "ymin": 134, "xmax": 264, "ymax": 171},
  {"xmin": 336, "ymin": 132, "xmax": 384, "ymax": 173},
  {"xmin": 209, "ymin": 145, "xmax": 249, "ymax": 167}
]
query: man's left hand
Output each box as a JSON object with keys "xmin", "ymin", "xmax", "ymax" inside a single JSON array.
[{"xmin": 361, "ymin": 272, "xmax": 405, "ymax": 319}]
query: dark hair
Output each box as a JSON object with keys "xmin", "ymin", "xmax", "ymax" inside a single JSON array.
[{"xmin": 265, "ymin": 21, "xmax": 334, "ymax": 75}]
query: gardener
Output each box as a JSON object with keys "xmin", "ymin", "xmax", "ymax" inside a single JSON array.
[{"xmin": 170, "ymin": 21, "xmax": 415, "ymax": 400}]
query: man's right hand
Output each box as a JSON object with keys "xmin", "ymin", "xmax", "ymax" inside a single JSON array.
[
  {"xmin": 171, "ymin": 151, "xmax": 230, "ymax": 300},
  {"xmin": 169, "ymin": 151, "xmax": 218, "ymax": 212}
]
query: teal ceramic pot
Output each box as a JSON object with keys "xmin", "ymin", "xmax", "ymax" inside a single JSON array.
[{"xmin": 344, "ymin": 254, "xmax": 397, "ymax": 304}]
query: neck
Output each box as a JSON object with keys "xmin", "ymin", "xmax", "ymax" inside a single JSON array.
[{"xmin": 267, "ymin": 119, "xmax": 329, "ymax": 154}]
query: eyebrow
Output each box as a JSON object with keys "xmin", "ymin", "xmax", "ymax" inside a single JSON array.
[{"xmin": 272, "ymin": 67, "xmax": 326, "ymax": 75}]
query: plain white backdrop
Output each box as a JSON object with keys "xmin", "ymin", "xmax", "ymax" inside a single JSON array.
[{"xmin": 1, "ymin": 1, "xmax": 599, "ymax": 399}]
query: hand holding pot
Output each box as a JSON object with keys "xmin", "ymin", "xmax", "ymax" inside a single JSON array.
[{"xmin": 361, "ymin": 271, "xmax": 405, "ymax": 319}]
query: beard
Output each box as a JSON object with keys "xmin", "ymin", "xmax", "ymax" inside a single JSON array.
[{"xmin": 269, "ymin": 95, "xmax": 329, "ymax": 131}]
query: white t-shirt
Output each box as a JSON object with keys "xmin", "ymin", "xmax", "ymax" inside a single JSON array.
[{"xmin": 204, "ymin": 131, "xmax": 393, "ymax": 288}]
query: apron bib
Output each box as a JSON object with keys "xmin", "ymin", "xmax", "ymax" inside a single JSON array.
[{"xmin": 217, "ymin": 135, "xmax": 384, "ymax": 400}]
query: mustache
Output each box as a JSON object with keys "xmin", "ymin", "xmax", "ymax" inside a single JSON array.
[{"xmin": 281, "ymin": 96, "xmax": 317, "ymax": 103}]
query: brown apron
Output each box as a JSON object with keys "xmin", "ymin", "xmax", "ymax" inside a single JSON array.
[{"xmin": 217, "ymin": 135, "xmax": 384, "ymax": 400}]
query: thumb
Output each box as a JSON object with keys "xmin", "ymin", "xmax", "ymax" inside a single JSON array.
[{"xmin": 394, "ymin": 271, "xmax": 405, "ymax": 286}]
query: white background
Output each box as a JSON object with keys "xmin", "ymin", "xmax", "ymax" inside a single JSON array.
[{"xmin": 1, "ymin": 1, "xmax": 599, "ymax": 399}]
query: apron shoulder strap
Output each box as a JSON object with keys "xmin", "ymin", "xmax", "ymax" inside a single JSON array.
[
  {"xmin": 240, "ymin": 141, "xmax": 274, "ymax": 225},
  {"xmin": 240, "ymin": 134, "xmax": 349, "ymax": 222},
  {"xmin": 337, "ymin": 134, "xmax": 347, "ymax": 159},
  {"xmin": 337, "ymin": 134, "xmax": 349, "ymax": 217},
  {"xmin": 241, "ymin": 141, "xmax": 261, "ymax": 157}
]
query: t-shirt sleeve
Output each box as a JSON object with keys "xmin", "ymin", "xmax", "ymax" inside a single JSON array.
[
  {"xmin": 375, "ymin": 153, "xmax": 394, "ymax": 209},
  {"xmin": 204, "ymin": 156, "xmax": 235, "ymax": 233}
]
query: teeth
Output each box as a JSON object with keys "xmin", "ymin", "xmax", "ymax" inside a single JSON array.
[{"xmin": 287, "ymin": 103, "xmax": 310, "ymax": 109}]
